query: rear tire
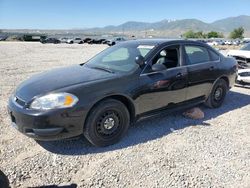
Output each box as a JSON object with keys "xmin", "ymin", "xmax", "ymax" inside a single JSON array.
[
  {"xmin": 84, "ymin": 99, "xmax": 130, "ymax": 147},
  {"xmin": 205, "ymin": 79, "xmax": 228, "ymax": 108}
]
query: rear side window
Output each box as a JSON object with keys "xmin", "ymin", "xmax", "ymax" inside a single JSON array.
[
  {"xmin": 209, "ymin": 50, "xmax": 220, "ymax": 61},
  {"xmin": 185, "ymin": 46, "xmax": 210, "ymax": 65}
]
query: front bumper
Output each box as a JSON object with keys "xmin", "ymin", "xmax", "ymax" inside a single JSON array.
[{"xmin": 8, "ymin": 97, "xmax": 87, "ymax": 141}]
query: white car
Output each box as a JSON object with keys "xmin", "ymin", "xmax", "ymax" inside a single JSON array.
[
  {"xmin": 225, "ymin": 40, "xmax": 232, "ymax": 45},
  {"xmin": 106, "ymin": 37, "xmax": 126, "ymax": 46},
  {"xmin": 227, "ymin": 43, "xmax": 250, "ymax": 68},
  {"xmin": 236, "ymin": 69, "xmax": 250, "ymax": 85},
  {"xmin": 227, "ymin": 43, "xmax": 250, "ymax": 58},
  {"xmin": 228, "ymin": 43, "xmax": 250, "ymax": 85},
  {"xmin": 207, "ymin": 41, "xmax": 219, "ymax": 46},
  {"xmin": 59, "ymin": 37, "xmax": 69, "ymax": 43},
  {"xmin": 66, "ymin": 38, "xmax": 83, "ymax": 44}
]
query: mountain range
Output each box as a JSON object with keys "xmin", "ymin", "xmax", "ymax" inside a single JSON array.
[
  {"xmin": 2, "ymin": 15, "xmax": 250, "ymax": 38},
  {"xmin": 84, "ymin": 15, "xmax": 250, "ymax": 37}
]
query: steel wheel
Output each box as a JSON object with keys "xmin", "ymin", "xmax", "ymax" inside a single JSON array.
[
  {"xmin": 205, "ymin": 79, "xmax": 228, "ymax": 108},
  {"xmin": 96, "ymin": 110, "xmax": 121, "ymax": 137},
  {"xmin": 84, "ymin": 99, "xmax": 130, "ymax": 147}
]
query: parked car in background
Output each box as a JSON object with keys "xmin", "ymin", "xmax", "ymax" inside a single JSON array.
[
  {"xmin": 207, "ymin": 40, "xmax": 219, "ymax": 46},
  {"xmin": 83, "ymin": 38, "xmax": 93, "ymax": 44},
  {"xmin": 236, "ymin": 69, "xmax": 250, "ymax": 85},
  {"xmin": 224, "ymin": 40, "xmax": 232, "ymax": 45},
  {"xmin": 0, "ymin": 36, "xmax": 7, "ymax": 41},
  {"xmin": 106, "ymin": 37, "xmax": 126, "ymax": 46},
  {"xmin": 8, "ymin": 39, "xmax": 237, "ymax": 146},
  {"xmin": 232, "ymin": 40, "xmax": 241, "ymax": 46},
  {"xmin": 228, "ymin": 43, "xmax": 250, "ymax": 85},
  {"xmin": 87, "ymin": 38, "xmax": 107, "ymax": 44},
  {"xmin": 40, "ymin": 38, "xmax": 61, "ymax": 44},
  {"xmin": 227, "ymin": 43, "xmax": 250, "ymax": 68},
  {"xmin": 217, "ymin": 40, "xmax": 225, "ymax": 45},
  {"xmin": 243, "ymin": 40, "xmax": 250, "ymax": 44},
  {"xmin": 67, "ymin": 38, "xmax": 83, "ymax": 44},
  {"xmin": 59, "ymin": 37, "xmax": 69, "ymax": 43}
]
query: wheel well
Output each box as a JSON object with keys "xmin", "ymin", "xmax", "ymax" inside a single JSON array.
[{"xmin": 86, "ymin": 95, "xmax": 136, "ymax": 124}]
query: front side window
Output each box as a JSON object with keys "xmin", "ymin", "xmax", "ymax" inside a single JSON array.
[
  {"xmin": 152, "ymin": 46, "xmax": 180, "ymax": 68},
  {"xmin": 185, "ymin": 46, "xmax": 210, "ymax": 65},
  {"xmin": 142, "ymin": 45, "xmax": 180, "ymax": 74}
]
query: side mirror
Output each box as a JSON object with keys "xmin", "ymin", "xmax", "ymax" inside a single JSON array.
[
  {"xmin": 135, "ymin": 55, "xmax": 145, "ymax": 66},
  {"xmin": 152, "ymin": 64, "xmax": 166, "ymax": 72}
]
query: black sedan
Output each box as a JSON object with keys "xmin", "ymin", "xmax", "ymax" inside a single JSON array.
[
  {"xmin": 40, "ymin": 38, "xmax": 61, "ymax": 44},
  {"xmin": 8, "ymin": 39, "xmax": 237, "ymax": 146}
]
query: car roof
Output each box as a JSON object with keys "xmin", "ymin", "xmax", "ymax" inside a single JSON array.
[{"xmin": 121, "ymin": 39, "xmax": 206, "ymax": 46}]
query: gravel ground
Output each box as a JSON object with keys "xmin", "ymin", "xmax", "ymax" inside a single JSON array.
[{"xmin": 0, "ymin": 42, "xmax": 250, "ymax": 188}]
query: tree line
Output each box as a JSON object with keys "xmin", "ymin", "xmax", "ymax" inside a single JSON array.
[{"xmin": 183, "ymin": 27, "xmax": 245, "ymax": 39}]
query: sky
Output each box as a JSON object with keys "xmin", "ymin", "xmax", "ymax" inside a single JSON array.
[{"xmin": 0, "ymin": 0, "xmax": 250, "ymax": 29}]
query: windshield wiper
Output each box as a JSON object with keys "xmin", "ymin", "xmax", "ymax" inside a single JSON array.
[{"xmin": 90, "ymin": 66, "xmax": 115, "ymax": 73}]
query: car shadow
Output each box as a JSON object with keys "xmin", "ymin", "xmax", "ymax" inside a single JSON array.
[
  {"xmin": 31, "ymin": 184, "xmax": 77, "ymax": 188},
  {"xmin": 37, "ymin": 90, "xmax": 250, "ymax": 155}
]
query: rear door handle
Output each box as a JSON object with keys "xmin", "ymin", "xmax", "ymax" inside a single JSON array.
[{"xmin": 176, "ymin": 73, "xmax": 183, "ymax": 78}]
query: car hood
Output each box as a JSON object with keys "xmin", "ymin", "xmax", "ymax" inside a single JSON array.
[
  {"xmin": 227, "ymin": 50, "xmax": 250, "ymax": 58},
  {"xmin": 15, "ymin": 65, "xmax": 115, "ymax": 101}
]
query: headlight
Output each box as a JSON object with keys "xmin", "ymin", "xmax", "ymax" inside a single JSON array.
[{"xmin": 30, "ymin": 93, "xmax": 78, "ymax": 110}]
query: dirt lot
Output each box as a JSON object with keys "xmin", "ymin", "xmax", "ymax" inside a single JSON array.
[{"xmin": 0, "ymin": 42, "xmax": 250, "ymax": 188}]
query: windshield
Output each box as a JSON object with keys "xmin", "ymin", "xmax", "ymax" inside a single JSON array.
[
  {"xmin": 241, "ymin": 43, "xmax": 250, "ymax": 51},
  {"xmin": 85, "ymin": 43, "xmax": 155, "ymax": 73}
]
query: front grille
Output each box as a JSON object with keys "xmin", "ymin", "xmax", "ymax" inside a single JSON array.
[{"xmin": 14, "ymin": 96, "xmax": 26, "ymax": 107}]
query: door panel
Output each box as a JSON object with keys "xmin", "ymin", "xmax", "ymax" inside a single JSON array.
[
  {"xmin": 135, "ymin": 67, "xmax": 188, "ymax": 114},
  {"xmin": 184, "ymin": 45, "xmax": 218, "ymax": 100},
  {"xmin": 186, "ymin": 61, "xmax": 217, "ymax": 100}
]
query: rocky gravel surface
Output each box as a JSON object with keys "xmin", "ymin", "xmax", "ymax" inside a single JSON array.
[{"xmin": 0, "ymin": 42, "xmax": 250, "ymax": 188}]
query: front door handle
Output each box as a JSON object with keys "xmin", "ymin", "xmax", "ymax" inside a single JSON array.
[{"xmin": 176, "ymin": 73, "xmax": 183, "ymax": 78}]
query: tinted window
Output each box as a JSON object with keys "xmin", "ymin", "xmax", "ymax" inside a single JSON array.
[
  {"xmin": 152, "ymin": 46, "xmax": 179, "ymax": 68},
  {"xmin": 85, "ymin": 44, "xmax": 154, "ymax": 73},
  {"xmin": 137, "ymin": 45, "xmax": 154, "ymax": 57},
  {"xmin": 103, "ymin": 48, "xmax": 129, "ymax": 62},
  {"xmin": 209, "ymin": 50, "xmax": 220, "ymax": 61},
  {"xmin": 142, "ymin": 45, "xmax": 179, "ymax": 74},
  {"xmin": 185, "ymin": 46, "xmax": 210, "ymax": 65}
]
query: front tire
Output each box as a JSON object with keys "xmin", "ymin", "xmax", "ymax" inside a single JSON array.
[
  {"xmin": 84, "ymin": 99, "xmax": 130, "ymax": 147},
  {"xmin": 205, "ymin": 79, "xmax": 228, "ymax": 108}
]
